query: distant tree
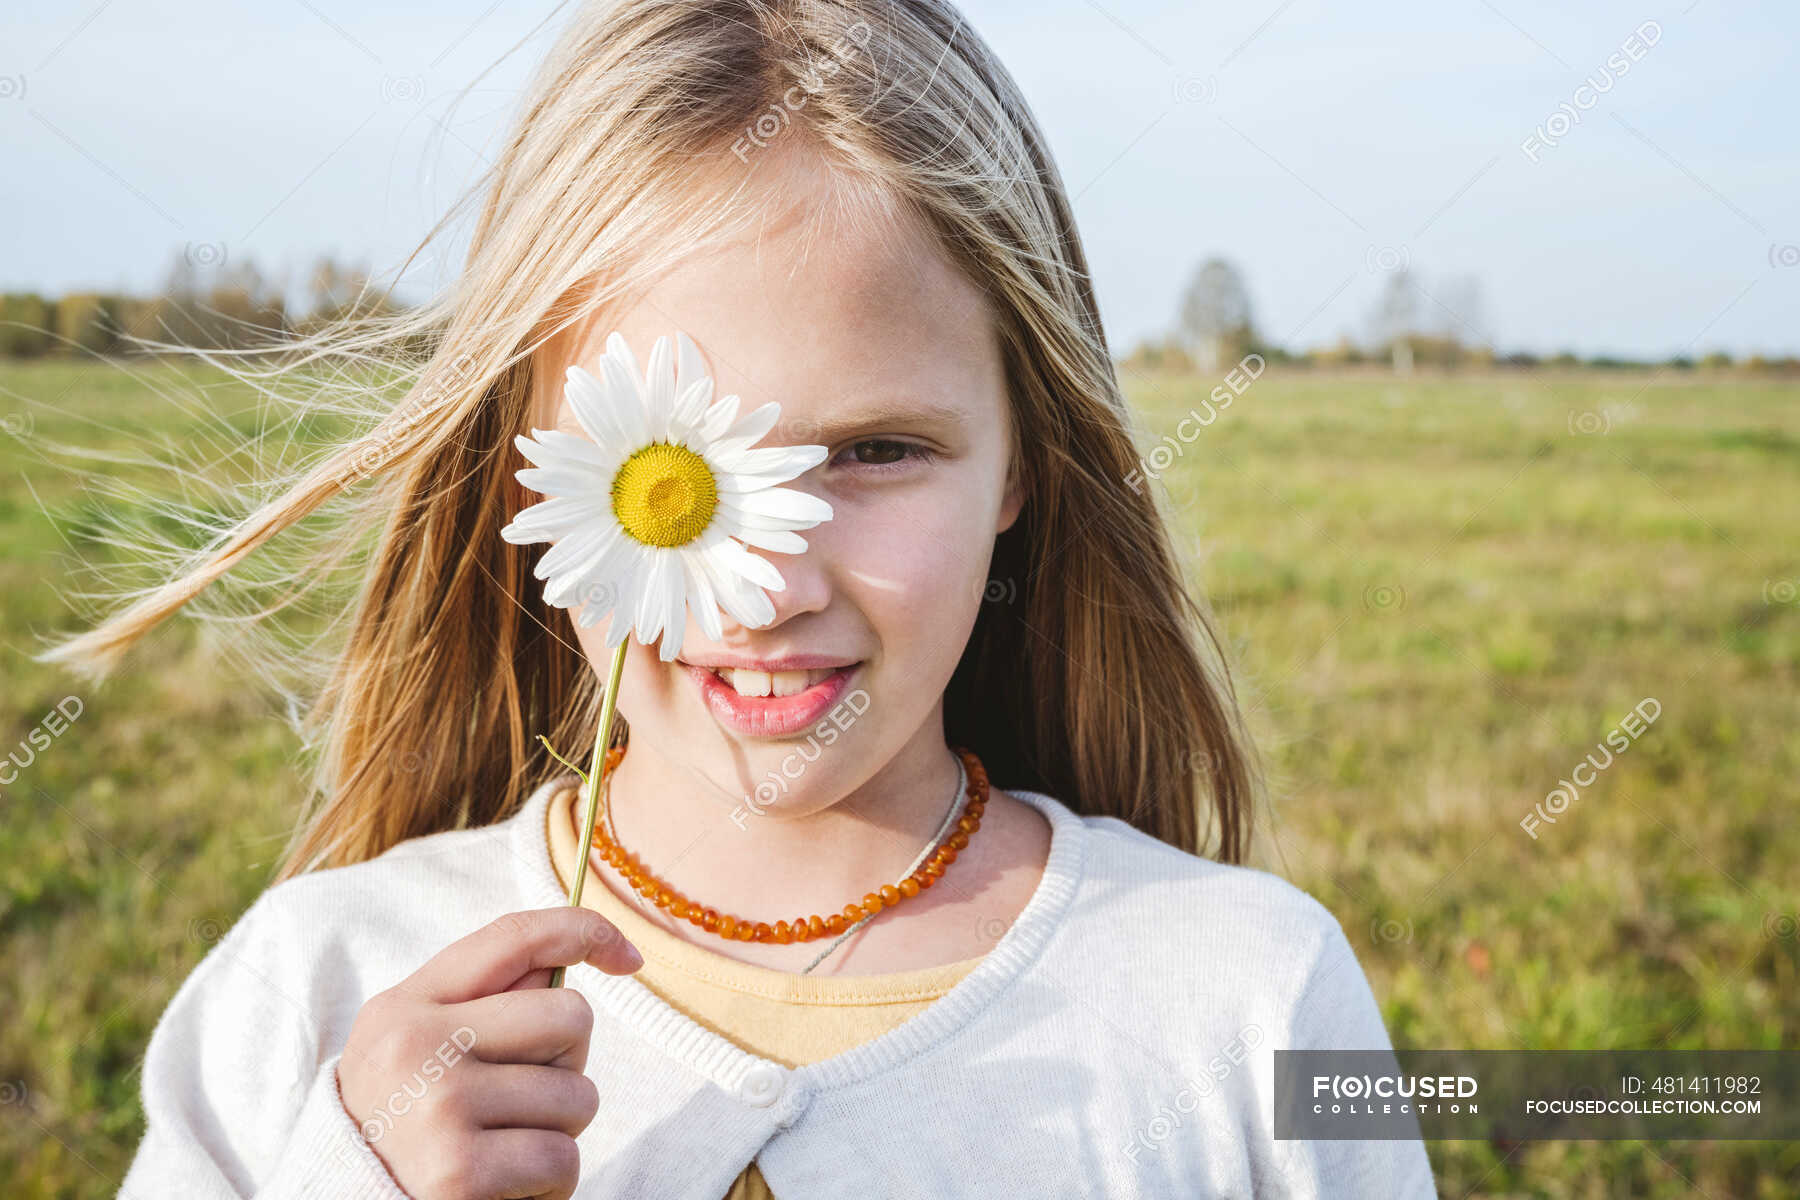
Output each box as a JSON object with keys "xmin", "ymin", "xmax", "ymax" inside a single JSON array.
[
  {"xmin": 1313, "ymin": 334, "xmax": 1365, "ymax": 367},
  {"xmin": 307, "ymin": 255, "xmax": 387, "ymax": 324},
  {"xmin": 0, "ymin": 294, "xmax": 54, "ymax": 357},
  {"xmin": 120, "ymin": 295, "xmax": 176, "ymax": 351},
  {"xmin": 1120, "ymin": 338, "xmax": 1196, "ymax": 374},
  {"xmin": 54, "ymin": 293, "xmax": 123, "ymax": 354},
  {"xmin": 1404, "ymin": 334, "xmax": 1462, "ymax": 369},
  {"xmin": 1434, "ymin": 274, "xmax": 1490, "ymax": 367},
  {"xmin": 1177, "ymin": 258, "xmax": 1256, "ymax": 372},
  {"xmin": 1369, "ymin": 269, "xmax": 1419, "ymax": 373},
  {"xmin": 143, "ymin": 248, "xmax": 289, "ymax": 349},
  {"xmin": 1256, "ymin": 344, "xmax": 1296, "ymax": 366},
  {"xmin": 208, "ymin": 258, "xmax": 287, "ymax": 343},
  {"xmin": 1, "ymin": 247, "xmax": 400, "ymax": 359},
  {"xmin": 162, "ymin": 250, "xmax": 202, "ymax": 301}
]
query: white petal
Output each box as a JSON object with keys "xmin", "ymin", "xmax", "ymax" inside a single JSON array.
[
  {"xmin": 605, "ymin": 332, "xmax": 641, "ymax": 388},
  {"xmin": 709, "ymin": 441, "xmax": 827, "ymax": 479},
  {"xmin": 633, "ymin": 552, "xmax": 674, "ymax": 642},
  {"xmin": 545, "ymin": 564, "xmax": 602, "ymax": 610},
  {"xmin": 503, "ymin": 493, "xmax": 574, "ymax": 542},
  {"xmin": 599, "ymin": 603, "xmax": 630, "ymax": 638},
  {"xmin": 577, "ymin": 559, "xmax": 631, "ymax": 628},
  {"xmin": 680, "ymin": 546, "xmax": 725, "ymax": 642},
  {"xmin": 545, "ymin": 561, "xmax": 616, "ymax": 612},
  {"xmin": 667, "ymin": 377, "xmax": 715, "ymax": 447},
  {"xmin": 731, "ymin": 526, "xmax": 808, "ymax": 555},
  {"xmin": 513, "ymin": 433, "xmax": 620, "ymax": 484},
  {"xmin": 701, "ymin": 544, "xmax": 776, "ymax": 628},
  {"xmin": 658, "ymin": 622, "xmax": 684, "ymax": 661},
  {"xmin": 534, "ymin": 520, "xmax": 619, "ymax": 582},
  {"xmin": 516, "ymin": 466, "xmax": 599, "ymax": 497},
  {"xmin": 563, "ymin": 367, "xmax": 631, "ymax": 451},
  {"xmin": 716, "ymin": 467, "xmax": 824, "ymax": 489},
  {"xmin": 506, "ymin": 497, "xmax": 613, "ymax": 541},
  {"xmin": 675, "ymin": 331, "xmax": 708, "ymax": 395},
  {"xmin": 600, "ymin": 351, "xmax": 650, "ymax": 447},
  {"xmin": 545, "ymin": 528, "xmax": 631, "ymax": 609},
  {"xmin": 511, "ymin": 492, "xmax": 615, "ymax": 528},
  {"xmin": 524, "ymin": 427, "xmax": 614, "ymax": 469},
  {"xmin": 715, "ymin": 495, "xmax": 822, "ymax": 533},
  {"xmin": 644, "ymin": 335, "xmax": 675, "ymax": 443},
  {"xmin": 711, "ymin": 536, "xmax": 786, "ymax": 593},
  {"xmin": 501, "ymin": 520, "xmax": 551, "ymax": 546},
  {"xmin": 696, "ymin": 394, "xmax": 740, "ymax": 444},
  {"xmin": 722, "ymin": 486, "xmax": 834, "ymax": 525},
  {"xmin": 657, "ymin": 556, "xmax": 688, "ymax": 661},
  {"xmin": 722, "ymin": 401, "xmax": 780, "ymax": 447},
  {"xmin": 595, "ymin": 543, "xmax": 649, "ymax": 635}
]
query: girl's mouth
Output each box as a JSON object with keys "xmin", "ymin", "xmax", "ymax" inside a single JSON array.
[{"xmin": 681, "ymin": 662, "xmax": 861, "ymax": 737}]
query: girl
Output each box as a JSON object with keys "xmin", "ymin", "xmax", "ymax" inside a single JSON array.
[{"xmin": 54, "ymin": 1, "xmax": 1434, "ymax": 1196}]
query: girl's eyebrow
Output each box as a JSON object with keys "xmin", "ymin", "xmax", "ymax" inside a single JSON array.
[{"xmin": 783, "ymin": 400, "xmax": 970, "ymax": 444}]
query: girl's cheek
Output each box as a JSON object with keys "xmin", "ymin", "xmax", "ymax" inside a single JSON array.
[
  {"xmin": 572, "ymin": 618, "xmax": 670, "ymax": 710},
  {"xmin": 831, "ymin": 489, "xmax": 992, "ymax": 628},
  {"xmin": 571, "ymin": 618, "xmax": 607, "ymax": 670}
]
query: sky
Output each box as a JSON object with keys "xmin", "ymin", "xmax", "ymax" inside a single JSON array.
[{"xmin": 4, "ymin": 0, "xmax": 1796, "ymax": 358}]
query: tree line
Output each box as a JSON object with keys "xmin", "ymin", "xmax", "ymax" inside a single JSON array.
[
  {"xmin": 6, "ymin": 249, "xmax": 1790, "ymax": 372},
  {"xmin": 0, "ymin": 251, "xmax": 397, "ymax": 358},
  {"xmin": 1124, "ymin": 256, "xmax": 1796, "ymax": 374}
]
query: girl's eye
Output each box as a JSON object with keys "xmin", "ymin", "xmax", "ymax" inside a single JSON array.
[{"xmin": 836, "ymin": 439, "xmax": 934, "ymax": 472}]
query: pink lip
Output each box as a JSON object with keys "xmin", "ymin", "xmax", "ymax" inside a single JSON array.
[{"xmin": 684, "ymin": 662, "xmax": 860, "ymax": 737}]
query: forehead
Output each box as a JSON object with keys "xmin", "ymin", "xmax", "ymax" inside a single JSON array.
[{"xmin": 541, "ymin": 153, "xmax": 1003, "ymax": 433}]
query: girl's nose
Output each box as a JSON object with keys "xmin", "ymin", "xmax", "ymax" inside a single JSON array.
[{"xmin": 751, "ymin": 538, "xmax": 832, "ymax": 628}]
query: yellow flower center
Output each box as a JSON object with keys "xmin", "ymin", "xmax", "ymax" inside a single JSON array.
[{"xmin": 611, "ymin": 442, "xmax": 718, "ymax": 548}]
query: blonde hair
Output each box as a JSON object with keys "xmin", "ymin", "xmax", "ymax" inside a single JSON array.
[{"xmin": 36, "ymin": 0, "xmax": 1263, "ymax": 879}]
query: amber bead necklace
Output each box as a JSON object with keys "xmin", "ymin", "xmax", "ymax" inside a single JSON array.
[{"xmin": 582, "ymin": 742, "xmax": 988, "ymax": 970}]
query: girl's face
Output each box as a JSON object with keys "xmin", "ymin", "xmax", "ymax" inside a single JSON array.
[{"xmin": 539, "ymin": 169, "xmax": 1022, "ymax": 816}]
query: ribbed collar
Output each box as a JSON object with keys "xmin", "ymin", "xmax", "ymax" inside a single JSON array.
[{"xmin": 508, "ymin": 771, "xmax": 1088, "ymax": 1099}]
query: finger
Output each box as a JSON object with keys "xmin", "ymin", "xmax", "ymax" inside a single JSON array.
[
  {"xmin": 469, "ymin": 1128, "xmax": 581, "ymax": 1200},
  {"xmin": 505, "ymin": 936, "xmax": 643, "ymax": 993},
  {"xmin": 452, "ymin": 987, "xmax": 593, "ymax": 1072},
  {"xmin": 462, "ymin": 1062, "xmax": 601, "ymax": 1136},
  {"xmin": 503, "ymin": 967, "xmax": 552, "ymax": 993},
  {"xmin": 410, "ymin": 907, "xmax": 639, "ymax": 1004}
]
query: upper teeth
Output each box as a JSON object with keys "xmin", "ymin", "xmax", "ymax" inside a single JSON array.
[{"xmin": 711, "ymin": 667, "xmax": 838, "ymax": 697}]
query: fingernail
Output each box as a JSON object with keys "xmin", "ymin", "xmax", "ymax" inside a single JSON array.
[{"xmin": 623, "ymin": 944, "xmax": 644, "ymax": 971}]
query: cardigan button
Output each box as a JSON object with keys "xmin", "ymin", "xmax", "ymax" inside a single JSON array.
[{"xmin": 737, "ymin": 1061, "xmax": 785, "ymax": 1107}]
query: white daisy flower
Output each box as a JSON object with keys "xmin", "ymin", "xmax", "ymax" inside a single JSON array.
[{"xmin": 501, "ymin": 330, "xmax": 833, "ymax": 663}]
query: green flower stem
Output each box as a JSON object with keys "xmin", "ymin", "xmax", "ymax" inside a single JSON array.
[{"xmin": 548, "ymin": 639, "xmax": 629, "ymax": 990}]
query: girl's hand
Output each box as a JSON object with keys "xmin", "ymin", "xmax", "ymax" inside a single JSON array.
[{"xmin": 337, "ymin": 906, "xmax": 644, "ymax": 1199}]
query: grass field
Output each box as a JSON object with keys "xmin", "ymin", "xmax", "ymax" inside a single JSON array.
[{"xmin": 2, "ymin": 358, "xmax": 1796, "ymax": 1196}]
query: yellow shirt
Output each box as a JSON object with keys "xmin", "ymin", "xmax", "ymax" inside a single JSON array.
[{"xmin": 544, "ymin": 782, "xmax": 984, "ymax": 1199}]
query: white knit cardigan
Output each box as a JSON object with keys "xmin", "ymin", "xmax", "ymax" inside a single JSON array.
[{"xmin": 120, "ymin": 777, "xmax": 1435, "ymax": 1198}]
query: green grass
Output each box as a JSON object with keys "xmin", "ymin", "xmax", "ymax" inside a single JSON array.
[
  {"xmin": 3, "ymin": 359, "xmax": 1797, "ymax": 1196},
  {"xmin": 1126, "ymin": 365, "xmax": 1800, "ymax": 1196}
]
